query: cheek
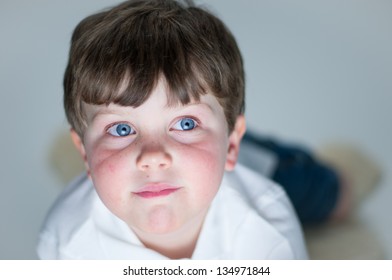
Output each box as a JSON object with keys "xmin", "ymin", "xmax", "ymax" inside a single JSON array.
[
  {"xmin": 87, "ymin": 146, "xmax": 131, "ymax": 206},
  {"xmin": 181, "ymin": 135, "xmax": 226, "ymax": 166},
  {"xmin": 88, "ymin": 143, "xmax": 130, "ymax": 177},
  {"xmin": 179, "ymin": 137, "xmax": 228, "ymax": 195}
]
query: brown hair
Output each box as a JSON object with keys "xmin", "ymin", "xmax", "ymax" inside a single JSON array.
[{"xmin": 64, "ymin": 0, "xmax": 245, "ymax": 136}]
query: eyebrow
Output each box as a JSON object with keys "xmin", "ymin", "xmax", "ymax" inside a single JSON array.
[
  {"xmin": 89, "ymin": 101, "xmax": 215, "ymax": 122},
  {"xmin": 167, "ymin": 101, "xmax": 215, "ymax": 114},
  {"xmin": 89, "ymin": 107, "xmax": 129, "ymax": 123}
]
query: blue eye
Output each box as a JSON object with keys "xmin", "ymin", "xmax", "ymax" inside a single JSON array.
[
  {"xmin": 173, "ymin": 118, "xmax": 197, "ymax": 131},
  {"xmin": 107, "ymin": 123, "xmax": 135, "ymax": 137}
]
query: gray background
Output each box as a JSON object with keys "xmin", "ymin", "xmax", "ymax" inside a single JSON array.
[{"xmin": 1, "ymin": 0, "xmax": 391, "ymax": 259}]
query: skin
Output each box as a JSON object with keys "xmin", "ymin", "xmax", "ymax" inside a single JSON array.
[{"xmin": 70, "ymin": 79, "xmax": 246, "ymax": 258}]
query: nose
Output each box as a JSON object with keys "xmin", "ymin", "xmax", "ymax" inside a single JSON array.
[{"xmin": 136, "ymin": 145, "xmax": 172, "ymax": 172}]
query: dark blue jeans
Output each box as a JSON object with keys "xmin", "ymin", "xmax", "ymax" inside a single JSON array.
[{"xmin": 241, "ymin": 132, "xmax": 340, "ymax": 224}]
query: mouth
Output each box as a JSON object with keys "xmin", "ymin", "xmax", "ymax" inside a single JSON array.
[{"xmin": 133, "ymin": 184, "xmax": 181, "ymax": 199}]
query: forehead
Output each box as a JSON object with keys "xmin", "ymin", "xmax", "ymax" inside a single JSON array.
[{"xmin": 82, "ymin": 86, "xmax": 224, "ymax": 122}]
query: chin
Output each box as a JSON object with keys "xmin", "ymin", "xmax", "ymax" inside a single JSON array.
[{"xmin": 136, "ymin": 205, "xmax": 184, "ymax": 235}]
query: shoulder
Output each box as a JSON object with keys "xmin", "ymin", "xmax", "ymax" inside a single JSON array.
[
  {"xmin": 222, "ymin": 164, "xmax": 308, "ymax": 259},
  {"xmin": 37, "ymin": 173, "xmax": 96, "ymax": 259},
  {"xmin": 224, "ymin": 163, "xmax": 291, "ymax": 214},
  {"xmin": 43, "ymin": 173, "xmax": 95, "ymax": 229}
]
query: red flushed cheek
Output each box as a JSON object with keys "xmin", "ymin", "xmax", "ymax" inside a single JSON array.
[
  {"xmin": 193, "ymin": 138, "xmax": 227, "ymax": 165},
  {"xmin": 90, "ymin": 147, "xmax": 124, "ymax": 174},
  {"xmin": 90, "ymin": 151, "xmax": 118, "ymax": 180},
  {"xmin": 108, "ymin": 163, "xmax": 116, "ymax": 174}
]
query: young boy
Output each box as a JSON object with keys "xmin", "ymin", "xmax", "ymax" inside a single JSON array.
[{"xmin": 37, "ymin": 0, "xmax": 308, "ymax": 259}]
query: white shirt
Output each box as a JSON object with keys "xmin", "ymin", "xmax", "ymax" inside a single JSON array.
[{"xmin": 37, "ymin": 164, "xmax": 308, "ymax": 259}]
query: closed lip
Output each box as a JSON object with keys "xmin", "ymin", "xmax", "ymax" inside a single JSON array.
[{"xmin": 133, "ymin": 183, "xmax": 181, "ymax": 198}]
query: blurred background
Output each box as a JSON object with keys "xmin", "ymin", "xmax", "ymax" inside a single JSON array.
[{"xmin": 0, "ymin": 0, "xmax": 391, "ymax": 259}]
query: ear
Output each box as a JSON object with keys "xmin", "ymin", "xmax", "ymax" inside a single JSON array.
[
  {"xmin": 225, "ymin": 115, "xmax": 246, "ymax": 171},
  {"xmin": 70, "ymin": 129, "xmax": 91, "ymax": 177}
]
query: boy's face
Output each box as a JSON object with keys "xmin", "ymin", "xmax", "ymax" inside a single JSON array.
[{"xmin": 71, "ymin": 79, "xmax": 245, "ymax": 237}]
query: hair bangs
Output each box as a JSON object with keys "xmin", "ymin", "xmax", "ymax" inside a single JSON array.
[{"xmin": 76, "ymin": 3, "xmax": 208, "ymax": 109}]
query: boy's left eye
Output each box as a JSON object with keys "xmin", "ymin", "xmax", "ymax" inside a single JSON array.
[{"xmin": 172, "ymin": 118, "xmax": 197, "ymax": 131}]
